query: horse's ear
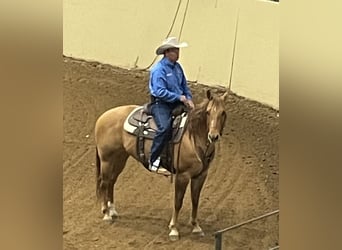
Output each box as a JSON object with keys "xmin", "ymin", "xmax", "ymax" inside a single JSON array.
[
  {"xmin": 206, "ymin": 89, "xmax": 212, "ymax": 100},
  {"xmin": 220, "ymin": 92, "xmax": 228, "ymax": 101}
]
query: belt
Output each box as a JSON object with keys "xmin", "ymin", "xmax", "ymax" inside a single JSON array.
[{"xmin": 150, "ymin": 95, "xmax": 183, "ymax": 107}]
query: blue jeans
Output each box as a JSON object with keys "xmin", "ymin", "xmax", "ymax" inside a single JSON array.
[{"xmin": 150, "ymin": 100, "xmax": 178, "ymax": 163}]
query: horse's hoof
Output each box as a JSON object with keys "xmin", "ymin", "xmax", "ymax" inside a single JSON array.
[
  {"xmin": 169, "ymin": 229, "xmax": 179, "ymax": 241},
  {"xmin": 169, "ymin": 234, "xmax": 180, "ymax": 241},
  {"xmin": 102, "ymin": 214, "xmax": 113, "ymax": 221},
  {"xmin": 192, "ymin": 226, "xmax": 205, "ymax": 236},
  {"xmin": 108, "ymin": 208, "xmax": 118, "ymax": 217},
  {"xmin": 192, "ymin": 230, "xmax": 205, "ymax": 237}
]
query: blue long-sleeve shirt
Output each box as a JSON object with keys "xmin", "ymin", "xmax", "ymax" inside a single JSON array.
[{"xmin": 149, "ymin": 57, "xmax": 192, "ymax": 103}]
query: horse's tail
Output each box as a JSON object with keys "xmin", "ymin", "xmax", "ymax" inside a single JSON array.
[{"xmin": 95, "ymin": 147, "xmax": 102, "ymax": 201}]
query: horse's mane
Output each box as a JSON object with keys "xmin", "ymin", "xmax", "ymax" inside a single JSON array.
[{"xmin": 187, "ymin": 99, "xmax": 209, "ymax": 139}]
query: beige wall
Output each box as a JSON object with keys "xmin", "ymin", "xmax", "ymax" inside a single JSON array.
[{"xmin": 63, "ymin": 0, "xmax": 279, "ymax": 108}]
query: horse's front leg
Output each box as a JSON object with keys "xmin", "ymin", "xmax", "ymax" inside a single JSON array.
[
  {"xmin": 169, "ymin": 173, "xmax": 190, "ymax": 241},
  {"xmin": 190, "ymin": 170, "xmax": 208, "ymax": 236}
]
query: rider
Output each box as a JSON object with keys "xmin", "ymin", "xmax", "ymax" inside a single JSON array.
[{"xmin": 148, "ymin": 37, "xmax": 195, "ymax": 175}]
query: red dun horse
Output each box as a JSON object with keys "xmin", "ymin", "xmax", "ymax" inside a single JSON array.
[{"xmin": 95, "ymin": 90, "xmax": 227, "ymax": 240}]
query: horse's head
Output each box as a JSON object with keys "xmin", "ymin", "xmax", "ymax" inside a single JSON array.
[{"xmin": 205, "ymin": 90, "xmax": 228, "ymax": 143}]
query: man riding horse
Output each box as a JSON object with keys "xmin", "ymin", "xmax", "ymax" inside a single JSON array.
[
  {"xmin": 95, "ymin": 37, "xmax": 228, "ymax": 240},
  {"xmin": 148, "ymin": 37, "xmax": 195, "ymax": 175}
]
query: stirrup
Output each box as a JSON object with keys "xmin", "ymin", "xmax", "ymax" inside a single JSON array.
[
  {"xmin": 148, "ymin": 164, "xmax": 171, "ymax": 177},
  {"xmin": 155, "ymin": 166, "xmax": 171, "ymax": 176},
  {"xmin": 148, "ymin": 157, "xmax": 171, "ymax": 176}
]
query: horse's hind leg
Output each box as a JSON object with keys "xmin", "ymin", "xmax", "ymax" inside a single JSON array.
[
  {"xmin": 106, "ymin": 152, "xmax": 129, "ymax": 219},
  {"xmin": 100, "ymin": 152, "xmax": 129, "ymax": 221},
  {"xmin": 106, "ymin": 179, "xmax": 118, "ymax": 218},
  {"xmin": 98, "ymin": 158, "xmax": 114, "ymax": 220}
]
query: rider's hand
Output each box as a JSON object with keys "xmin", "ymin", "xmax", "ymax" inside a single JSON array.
[
  {"xmin": 187, "ymin": 100, "xmax": 195, "ymax": 110},
  {"xmin": 180, "ymin": 95, "xmax": 187, "ymax": 104}
]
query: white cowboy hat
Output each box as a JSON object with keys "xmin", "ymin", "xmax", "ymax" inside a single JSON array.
[{"xmin": 155, "ymin": 37, "xmax": 188, "ymax": 55}]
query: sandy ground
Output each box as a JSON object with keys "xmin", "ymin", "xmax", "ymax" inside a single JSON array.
[{"xmin": 63, "ymin": 57, "xmax": 279, "ymax": 249}]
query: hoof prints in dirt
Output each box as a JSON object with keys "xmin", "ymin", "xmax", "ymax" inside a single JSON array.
[{"xmin": 63, "ymin": 57, "xmax": 278, "ymax": 250}]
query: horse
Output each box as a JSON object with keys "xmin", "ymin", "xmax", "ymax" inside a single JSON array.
[{"xmin": 95, "ymin": 90, "xmax": 228, "ymax": 241}]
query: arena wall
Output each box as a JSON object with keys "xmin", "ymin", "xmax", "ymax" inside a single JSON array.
[{"xmin": 63, "ymin": 0, "xmax": 278, "ymax": 108}]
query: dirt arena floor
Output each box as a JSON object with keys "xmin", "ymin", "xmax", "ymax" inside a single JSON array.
[{"xmin": 63, "ymin": 56, "xmax": 279, "ymax": 249}]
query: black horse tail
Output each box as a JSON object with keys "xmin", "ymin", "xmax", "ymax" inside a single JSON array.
[{"xmin": 95, "ymin": 147, "xmax": 101, "ymax": 200}]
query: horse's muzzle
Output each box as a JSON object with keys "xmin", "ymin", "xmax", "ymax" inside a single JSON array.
[{"xmin": 208, "ymin": 133, "xmax": 219, "ymax": 143}]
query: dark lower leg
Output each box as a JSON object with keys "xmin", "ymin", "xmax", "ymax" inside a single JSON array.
[
  {"xmin": 190, "ymin": 172, "xmax": 208, "ymax": 226},
  {"xmin": 169, "ymin": 173, "xmax": 190, "ymax": 228}
]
